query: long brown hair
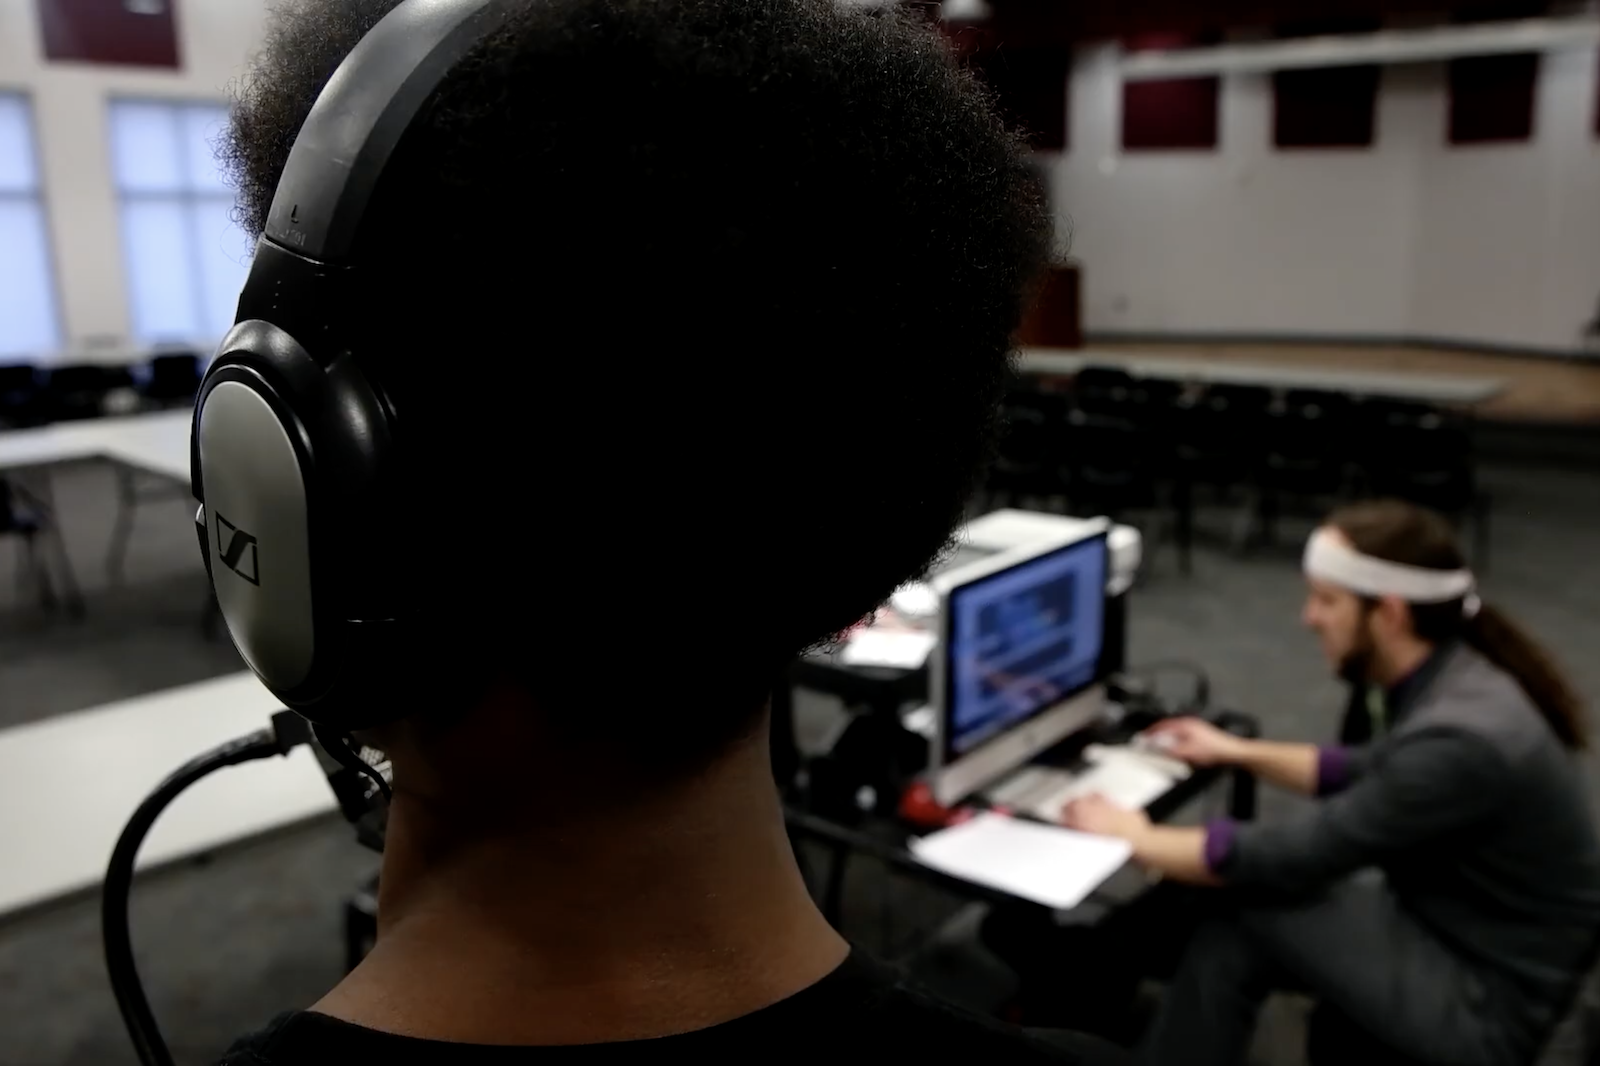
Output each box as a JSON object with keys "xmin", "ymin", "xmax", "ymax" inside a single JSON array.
[{"xmin": 1327, "ymin": 499, "xmax": 1588, "ymax": 750}]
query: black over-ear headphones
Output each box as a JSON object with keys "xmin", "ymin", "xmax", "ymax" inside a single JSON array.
[{"xmin": 192, "ymin": 0, "xmax": 515, "ymax": 731}]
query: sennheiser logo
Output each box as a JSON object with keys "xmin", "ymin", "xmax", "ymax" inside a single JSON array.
[{"xmin": 215, "ymin": 512, "xmax": 260, "ymax": 586}]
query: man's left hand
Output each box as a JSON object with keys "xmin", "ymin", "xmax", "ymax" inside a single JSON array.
[{"xmin": 1061, "ymin": 794, "xmax": 1151, "ymax": 843}]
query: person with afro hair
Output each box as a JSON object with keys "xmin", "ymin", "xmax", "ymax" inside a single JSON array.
[{"xmin": 213, "ymin": 0, "xmax": 1122, "ymax": 1062}]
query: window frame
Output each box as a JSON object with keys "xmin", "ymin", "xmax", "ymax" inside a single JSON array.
[
  {"xmin": 0, "ymin": 88, "xmax": 66, "ymax": 361},
  {"xmin": 108, "ymin": 95, "xmax": 248, "ymax": 347}
]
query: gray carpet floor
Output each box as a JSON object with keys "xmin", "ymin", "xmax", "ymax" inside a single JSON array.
[{"xmin": 3, "ymin": 458, "xmax": 1599, "ymax": 1066}]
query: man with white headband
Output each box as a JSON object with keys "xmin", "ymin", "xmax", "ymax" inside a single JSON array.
[{"xmin": 1062, "ymin": 499, "xmax": 1600, "ymax": 1066}]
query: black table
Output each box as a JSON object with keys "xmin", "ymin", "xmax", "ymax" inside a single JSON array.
[{"xmin": 782, "ymin": 707, "xmax": 1259, "ymax": 928}]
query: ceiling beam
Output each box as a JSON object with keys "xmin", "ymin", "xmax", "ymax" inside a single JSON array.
[{"xmin": 1119, "ymin": 15, "xmax": 1600, "ymax": 79}]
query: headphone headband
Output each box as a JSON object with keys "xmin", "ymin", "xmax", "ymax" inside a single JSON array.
[
  {"xmin": 196, "ymin": 0, "xmax": 520, "ymax": 726},
  {"xmin": 262, "ymin": 0, "xmax": 514, "ymax": 264}
]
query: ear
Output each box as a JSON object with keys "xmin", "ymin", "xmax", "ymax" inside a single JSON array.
[{"xmin": 1373, "ymin": 594, "xmax": 1412, "ymax": 635}]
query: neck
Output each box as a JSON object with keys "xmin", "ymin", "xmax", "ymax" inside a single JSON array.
[
  {"xmin": 315, "ymin": 724, "xmax": 847, "ymax": 1044},
  {"xmin": 1372, "ymin": 635, "xmax": 1435, "ymax": 688}
]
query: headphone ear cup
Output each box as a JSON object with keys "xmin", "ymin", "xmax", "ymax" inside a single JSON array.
[{"xmin": 196, "ymin": 321, "xmax": 407, "ymax": 729}]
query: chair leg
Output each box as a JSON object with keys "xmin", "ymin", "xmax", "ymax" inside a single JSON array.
[
  {"xmin": 1472, "ymin": 495, "xmax": 1491, "ymax": 575},
  {"xmin": 821, "ymin": 842, "xmax": 850, "ymax": 929},
  {"xmin": 22, "ymin": 531, "xmax": 57, "ymax": 611},
  {"xmin": 106, "ymin": 466, "xmax": 138, "ymax": 586},
  {"xmin": 1258, "ymin": 485, "xmax": 1280, "ymax": 548},
  {"xmin": 13, "ymin": 535, "xmax": 29, "ymax": 604},
  {"xmin": 1175, "ymin": 477, "xmax": 1194, "ymax": 577},
  {"xmin": 1230, "ymin": 486, "xmax": 1260, "ymax": 553},
  {"xmin": 44, "ymin": 520, "xmax": 83, "ymax": 619}
]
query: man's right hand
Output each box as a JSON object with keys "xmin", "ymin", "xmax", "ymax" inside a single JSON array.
[{"xmin": 1143, "ymin": 717, "xmax": 1247, "ymax": 768}]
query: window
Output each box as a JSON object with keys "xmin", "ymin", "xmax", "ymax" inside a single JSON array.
[
  {"xmin": 0, "ymin": 93, "xmax": 62, "ymax": 360},
  {"xmin": 1121, "ymin": 35, "xmax": 1221, "ymax": 151},
  {"xmin": 110, "ymin": 99, "xmax": 252, "ymax": 346}
]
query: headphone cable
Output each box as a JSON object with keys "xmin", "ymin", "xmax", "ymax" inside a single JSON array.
[{"xmin": 102, "ymin": 711, "xmax": 314, "ymax": 1066}]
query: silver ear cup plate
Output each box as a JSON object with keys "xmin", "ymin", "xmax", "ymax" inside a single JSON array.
[{"xmin": 198, "ymin": 381, "xmax": 317, "ymax": 691}]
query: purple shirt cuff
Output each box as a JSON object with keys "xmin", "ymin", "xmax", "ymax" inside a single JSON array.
[
  {"xmin": 1203, "ymin": 818, "xmax": 1238, "ymax": 876},
  {"xmin": 1316, "ymin": 745, "xmax": 1353, "ymax": 797}
]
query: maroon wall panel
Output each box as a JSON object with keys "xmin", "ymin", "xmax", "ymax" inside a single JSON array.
[
  {"xmin": 1446, "ymin": 2, "xmax": 1543, "ymax": 145},
  {"xmin": 1121, "ymin": 33, "xmax": 1220, "ymax": 151},
  {"xmin": 1272, "ymin": 18, "xmax": 1380, "ymax": 149},
  {"xmin": 965, "ymin": 46, "xmax": 1072, "ymax": 151},
  {"xmin": 36, "ymin": 0, "xmax": 180, "ymax": 68},
  {"xmin": 1122, "ymin": 77, "xmax": 1220, "ymax": 149},
  {"xmin": 1274, "ymin": 65, "xmax": 1380, "ymax": 148},
  {"xmin": 1448, "ymin": 53, "xmax": 1539, "ymax": 144}
]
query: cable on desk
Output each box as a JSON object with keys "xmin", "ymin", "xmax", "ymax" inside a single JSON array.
[{"xmin": 102, "ymin": 710, "xmax": 313, "ymax": 1066}]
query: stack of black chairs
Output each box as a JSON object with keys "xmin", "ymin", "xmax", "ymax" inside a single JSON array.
[
  {"xmin": 983, "ymin": 365, "xmax": 1492, "ymax": 572},
  {"xmin": 0, "ymin": 348, "xmax": 205, "ymax": 430},
  {"xmin": 140, "ymin": 351, "xmax": 203, "ymax": 407},
  {"xmin": 39, "ymin": 364, "xmax": 134, "ymax": 422},
  {"xmin": 987, "ymin": 370, "xmax": 1194, "ymax": 574},
  {"xmin": 0, "ymin": 365, "xmax": 43, "ymax": 428},
  {"xmin": 1359, "ymin": 401, "xmax": 1489, "ymax": 566}
]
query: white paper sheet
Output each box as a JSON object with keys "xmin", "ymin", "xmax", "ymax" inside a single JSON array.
[
  {"xmin": 909, "ymin": 812, "xmax": 1133, "ymax": 910},
  {"xmin": 839, "ymin": 628, "xmax": 937, "ymax": 669}
]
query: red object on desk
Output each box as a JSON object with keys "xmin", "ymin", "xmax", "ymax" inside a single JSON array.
[{"xmin": 898, "ymin": 782, "xmax": 979, "ymax": 831}]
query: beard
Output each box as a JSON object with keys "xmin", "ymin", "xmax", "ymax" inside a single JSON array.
[{"xmin": 1335, "ymin": 626, "xmax": 1376, "ymax": 686}]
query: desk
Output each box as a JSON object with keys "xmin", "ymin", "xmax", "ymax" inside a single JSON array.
[
  {"xmin": 784, "ymin": 709, "xmax": 1259, "ymax": 929},
  {"xmin": 1021, "ymin": 348, "xmax": 1507, "ymax": 406},
  {"xmin": 0, "ymin": 672, "xmax": 333, "ymax": 918},
  {"xmin": 779, "ymin": 506, "xmax": 1243, "ymax": 925},
  {"xmin": 0, "ymin": 409, "xmax": 190, "ymax": 482},
  {"xmin": 0, "ymin": 410, "xmax": 193, "ymax": 602}
]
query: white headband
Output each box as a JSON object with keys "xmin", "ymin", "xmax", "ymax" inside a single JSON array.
[{"xmin": 1304, "ymin": 528, "xmax": 1479, "ymax": 616}]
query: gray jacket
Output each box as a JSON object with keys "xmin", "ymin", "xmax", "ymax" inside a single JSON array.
[{"xmin": 1222, "ymin": 643, "xmax": 1600, "ymax": 1023}]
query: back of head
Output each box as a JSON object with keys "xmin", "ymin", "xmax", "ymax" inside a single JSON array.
[
  {"xmin": 223, "ymin": 0, "xmax": 1050, "ymax": 773},
  {"xmin": 1327, "ymin": 499, "xmax": 1586, "ymax": 749}
]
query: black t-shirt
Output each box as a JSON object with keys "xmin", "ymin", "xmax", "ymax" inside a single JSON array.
[{"xmin": 216, "ymin": 950, "xmax": 1128, "ymax": 1065}]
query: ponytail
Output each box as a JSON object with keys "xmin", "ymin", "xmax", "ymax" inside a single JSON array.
[{"xmin": 1463, "ymin": 603, "xmax": 1588, "ymax": 750}]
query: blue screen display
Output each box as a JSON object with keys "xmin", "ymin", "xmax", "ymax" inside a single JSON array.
[{"xmin": 944, "ymin": 535, "xmax": 1107, "ymax": 759}]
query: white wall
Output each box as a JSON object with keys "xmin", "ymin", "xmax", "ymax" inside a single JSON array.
[
  {"xmin": 3, "ymin": 2, "xmax": 1597, "ymax": 357},
  {"xmin": 1054, "ymin": 41, "xmax": 1600, "ymax": 353},
  {"xmin": 0, "ymin": 0, "xmax": 265, "ymax": 360}
]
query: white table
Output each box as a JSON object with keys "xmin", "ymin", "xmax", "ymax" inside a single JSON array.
[
  {"xmin": 0, "ymin": 414, "xmax": 331, "ymax": 918},
  {"xmin": 0, "ymin": 673, "xmax": 334, "ymax": 917},
  {"xmin": 1021, "ymin": 348, "xmax": 1507, "ymax": 406},
  {"xmin": 0, "ymin": 410, "xmax": 194, "ymax": 597},
  {"xmin": 0, "ymin": 409, "xmax": 191, "ymax": 482}
]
